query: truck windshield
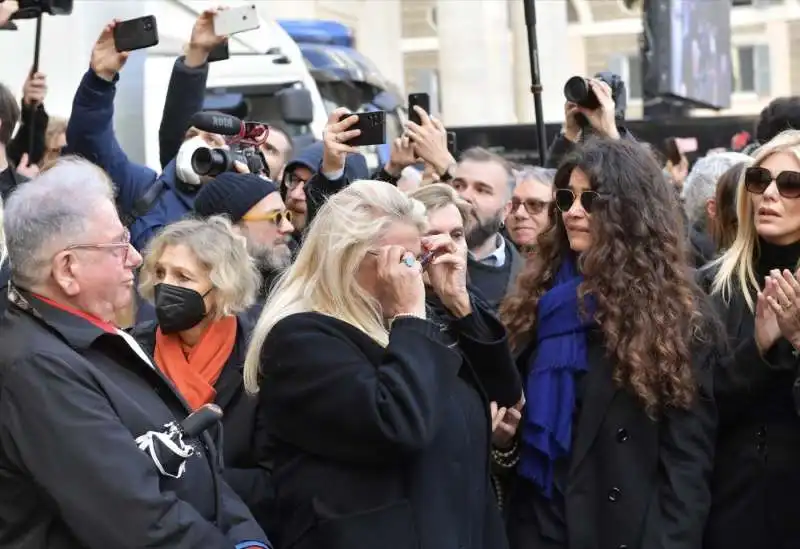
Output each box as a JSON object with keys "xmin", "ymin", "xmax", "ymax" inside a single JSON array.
[{"xmin": 205, "ymin": 85, "xmax": 313, "ymax": 138}]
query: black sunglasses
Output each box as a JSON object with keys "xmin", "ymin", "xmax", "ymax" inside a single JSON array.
[
  {"xmin": 745, "ymin": 166, "xmax": 800, "ymax": 199},
  {"xmin": 554, "ymin": 189, "xmax": 602, "ymax": 213}
]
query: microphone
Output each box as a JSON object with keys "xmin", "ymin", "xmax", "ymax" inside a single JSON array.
[
  {"xmin": 180, "ymin": 403, "xmax": 224, "ymax": 438},
  {"xmin": 189, "ymin": 111, "xmax": 245, "ymax": 137}
]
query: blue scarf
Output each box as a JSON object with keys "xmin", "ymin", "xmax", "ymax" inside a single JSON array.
[{"xmin": 518, "ymin": 257, "xmax": 596, "ymax": 498}]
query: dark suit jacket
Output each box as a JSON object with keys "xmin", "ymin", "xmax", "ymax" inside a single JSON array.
[
  {"xmin": 0, "ymin": 288, "xmax": 267, "ymax": 549},
  {"xmin": 133, "ymin": 315, "xmax": 275, "ymax": 534},
  {"xmin": 508, "ymin": 328, "xmax": 717, "ymax": 549},
  {"xmin": 257, "ymin": 307, "xmax": 518, "ymax": 549}
]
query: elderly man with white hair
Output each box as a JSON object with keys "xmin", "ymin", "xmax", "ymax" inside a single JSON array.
[
  {"xmin": 0, "ymin": 157, "xmax": 270, "ymax": 549},
  {"xmin": 681, "ymin": 151, "xmax": 751, "ymax": 267}
]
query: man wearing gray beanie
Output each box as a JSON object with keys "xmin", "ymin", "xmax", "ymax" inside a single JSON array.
[{"xmin": 194, "ymin": 172, "xmax": 294, "ymax": 305}]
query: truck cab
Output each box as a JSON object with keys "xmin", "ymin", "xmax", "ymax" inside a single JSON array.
[
  {"xmin": 0, "ymin": 0, "xmax": 328, "ymax": 171},
  {"xmin": 278, "ymin": 19, "xmax": 406, "ymax": 171}
]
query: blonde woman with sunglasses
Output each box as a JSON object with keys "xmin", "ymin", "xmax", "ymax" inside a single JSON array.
[{"xmin": 703, "ymin": 130, "xmax": 800, "ymax": 549}]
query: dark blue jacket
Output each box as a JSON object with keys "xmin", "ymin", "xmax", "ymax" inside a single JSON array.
[{"xmin": 65, "ymin": 65, "xmax": 206, "ymax": 252}]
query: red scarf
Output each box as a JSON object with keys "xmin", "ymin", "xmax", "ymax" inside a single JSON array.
[{"xmin": 154, "ymin": 316, "xmax": 237, "ymax": 410}]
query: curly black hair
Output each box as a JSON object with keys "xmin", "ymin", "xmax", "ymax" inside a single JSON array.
[{"xmin": 501, "ymin": 137, "xmax": 709, "ymax": 415}]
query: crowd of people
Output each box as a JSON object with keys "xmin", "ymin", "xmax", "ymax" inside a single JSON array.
[{"xmin": 3, "ymin": 3, "xmax": 800, "ymax": 549}]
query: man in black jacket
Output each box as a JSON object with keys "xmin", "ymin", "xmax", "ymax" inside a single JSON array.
[{"xmin": 0, "ymin": 157, "xmax": 270, "ymax": 549}]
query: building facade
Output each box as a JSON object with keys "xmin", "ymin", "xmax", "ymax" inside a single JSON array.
[{"xmin": 400, "ymin": 0, "xmax": 800, "ymax": 125}]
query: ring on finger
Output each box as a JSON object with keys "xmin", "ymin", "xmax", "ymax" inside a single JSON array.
[{"xmin": 401, "ymin": 255, "xmax": 416, "ymax": 268}]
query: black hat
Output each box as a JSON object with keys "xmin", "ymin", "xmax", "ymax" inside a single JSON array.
[{"xmin": 193, "ymin": 173, "xmax": 279, "ymax": 223}]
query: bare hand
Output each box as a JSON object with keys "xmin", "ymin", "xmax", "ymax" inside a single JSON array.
[
  {"xmin": 764, "ymin": 270, "xmax": 800, "ymax": 349},
  {"xmin": 322, "ymin": 108, "xmax": 361, "ymax": 174},
  {"xmin": 563, "ymin": 102, "xmax": 582, "ymax": 142},
  {"xmin": 491, "ymin": 400, "xmax": 523, "ymax": 449},
  {"xmin": 374, "ymin": 245, "xmax": 426, "ymax": 320},
  {"xmin": 405, "ymin": 106, "xmax": 454, "ymax": 176},
  {"xmin": 16, "ymin": 154, "xmax": 40, "ymax": 179},
  {"xmin": 22, "ymin": 71, "xmax": 46, "ymax": 106},
  {"xmin": 91, "ymin": 21, "xmax": 130, "ymax": 82},
  {"xmin": 0, "ymin": 0, "xmax": 18, "ymax": 26},
  {"xmin": 422, "ymin": 234, "xmax": 469, "ymax": 317},
  {"xmin": 233, "ymin": 161, "xmax": 250, "ymax": 174},
  {"xmin": 185, "ymin": 7, "xmax": 227, "ymax": 67},
  {"xmin": 578, "ymin": 79, "xmax": 619, "ymax": 139},
  {"xmin": 755, "ymin": 277, "xmax": 782, "ymax": 355},
  {"xmin": 385, "ymin": 136, "xmax": 416, "ymax": 177}
]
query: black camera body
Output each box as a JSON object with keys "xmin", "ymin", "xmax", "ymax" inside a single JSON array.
[
  {"xmin": 191, "ymin": 144, "xmax": 268, "ymax": 178},
  {"xmin": 564, "ymin": 71, "xmax": 628, "ymax": 128},
  {"xmin": 8, "ymin": 0, "xmax": 72, "ymax": 19}
]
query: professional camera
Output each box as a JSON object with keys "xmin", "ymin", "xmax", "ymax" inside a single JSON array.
[
  {"xmin": 5, "ymin": 0, "xmax": 73, "ymax": 19},
  {"xmin": 563, "ymin": 71, "xmax": 628, "ymax": 125},
  {"xmin": 191, "ymin": 122, "xmax": 270, "ymax": 178}
]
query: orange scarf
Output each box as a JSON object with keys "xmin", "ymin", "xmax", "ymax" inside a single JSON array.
[{"xmin": 154, "ymin": 315, "xmax": 237, "ymax": 410}]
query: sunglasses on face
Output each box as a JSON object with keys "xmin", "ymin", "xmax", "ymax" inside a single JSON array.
[
  {"xmin": 554, "ymin": 188, "xmax": 602, "ymax": 213},
  {"xmin": 242, "ymin": 209, "xmax": 293, "ymax": 225},
  {"xmin": 744, "ymin": 166, "xmax": 800, "ymax": 199},
  {"xmin": 511, "ymin": 197, "xmax": 551, "ymax": 216}
]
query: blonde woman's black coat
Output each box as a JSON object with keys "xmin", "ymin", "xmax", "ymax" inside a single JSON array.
[
  {"xmin": 257, "ymin": 297, "xmax": 520, "ymax": 549},
  {"xmin": 701, "ymin": 269, "xmax": 800, "ymax": 549}
]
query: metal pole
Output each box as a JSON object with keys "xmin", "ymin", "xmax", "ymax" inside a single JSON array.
[
  {"xmin": 523, "ymin": 0, "xmax": 548, "ymax": 167},
  {"xmin": 27, "ymin": 13, "xmax": 43, "ymax": 158}
]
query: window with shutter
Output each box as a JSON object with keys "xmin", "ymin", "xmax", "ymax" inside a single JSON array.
[{"xmin": 754, "ymin": 44, "xmax": 771, "ymax": 96}]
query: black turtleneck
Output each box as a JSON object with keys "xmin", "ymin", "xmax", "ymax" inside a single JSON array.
[{"xmin": 755, "ymin": 237, "xmax": 800, "ymax": 283}]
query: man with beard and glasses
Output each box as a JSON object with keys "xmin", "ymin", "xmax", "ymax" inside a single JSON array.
[
  {"xmin": 450, "ymin": 147, "xmax": 524, "ymax": 310},
  {"xmin": 193, "ymin": 173, "xmax": 294, "ymax": 319}
]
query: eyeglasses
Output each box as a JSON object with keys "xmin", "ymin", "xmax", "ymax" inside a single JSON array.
[
  {"xmin": 554, "ymin": 189, "xmax": 603, "ymax": 213},
  {"xmin": 745, "ymin": 166, "xmax": 800, "ymax": 199},
  {"xmin": 511, "ymin": 197, "xmax": 551, "ymax": 216},
  {"xmin": 283, "ymin": 172, "xmax": 309, "ymax": 189},
  {"xmin": 241, "ymin": 209, "xmax": 293, "ymax": 225},
  {"xmin": 64, "ymin": 228, "xmax": 132, "ymax": 263}
]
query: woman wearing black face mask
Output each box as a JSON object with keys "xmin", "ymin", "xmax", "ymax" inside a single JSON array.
[{"xmin": 131, "ymin": 216, "xmax": 275, "ymax": 534}]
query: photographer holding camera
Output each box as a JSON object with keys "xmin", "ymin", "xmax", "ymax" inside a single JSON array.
[
  {"xmin": 65, "ymin": 8, "xmax": 244, "ymax": 253},
  {"xmin": 545, "ymin": 73, "xmax": 632, "ymax": 169}
]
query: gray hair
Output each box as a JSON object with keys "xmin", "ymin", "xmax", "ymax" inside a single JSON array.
[
  {"xmin": 139, "ymin": 215, "xmax": 261, "ymax": 319},
  {"xmin": 4, "ymin": 156, "xmax": 115, "ymax": 289},
  {"xmin": 514, "ymin": 166, "xmax": 556, "ymax": 187},
  {"xmin": 682, "ymin": 152, "xmax": 751, "ymax": 227}
]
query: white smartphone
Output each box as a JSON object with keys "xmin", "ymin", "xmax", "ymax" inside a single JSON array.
[{"xmin": 213, "ymin": 5, "xmax": 260, "ymax": 37}]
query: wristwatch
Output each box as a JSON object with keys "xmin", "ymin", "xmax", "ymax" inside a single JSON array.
[{"xmin": 438, "ymin": 162, "xmax": 457, "ymax": 183}]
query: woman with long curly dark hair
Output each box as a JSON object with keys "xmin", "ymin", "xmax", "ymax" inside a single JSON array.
[{"xmin": 498, "ymin": 138, "xmax": 720, "ymax": 549}]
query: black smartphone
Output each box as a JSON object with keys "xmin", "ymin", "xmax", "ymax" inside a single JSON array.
[
  {"xmin": 208, "ymin": 41, "xmax": 230, "ymax": 63},
  {"xmin": 447, "ymin": 131, "xmax": 457, "ymax": 157},
  {"xmin": 113, "ymin": 15, "xmax": 159, "ymax": 53},
  {"xmin": 338, "ymin": 111, "xmax": 386, "ymax": 147},
  {"xmin": 408, "ymin": 93, "xmax": 430, "ymax": 126}
]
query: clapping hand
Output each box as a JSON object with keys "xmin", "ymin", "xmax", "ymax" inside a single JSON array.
[
  {"xmin": 755, "ymin": 276, "xmax": 782, "ymax": 355},
  {"xmin": 763, "ymin": 269, "xmax": 800, "ymax": 350}
]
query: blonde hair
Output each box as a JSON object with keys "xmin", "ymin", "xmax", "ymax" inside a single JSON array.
[
  {"xmin": 139, "ymin": 215, "xmax": 260, "ymax": 319},
  {"xmin": 709, "ymin": 129, "xmax": 800, "ymax": 310},
  {"xmin": 408, "ymin": 183, "xmax": 471, "ymax": 223},
  {"xmin": 243, "ymin": 180, "xmax": 427, "ymax": 393}
]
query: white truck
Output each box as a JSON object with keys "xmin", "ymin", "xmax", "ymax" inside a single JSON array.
[{"xmin": 0, "ymin": 0, "xmax": 327, "ymax": 170}]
